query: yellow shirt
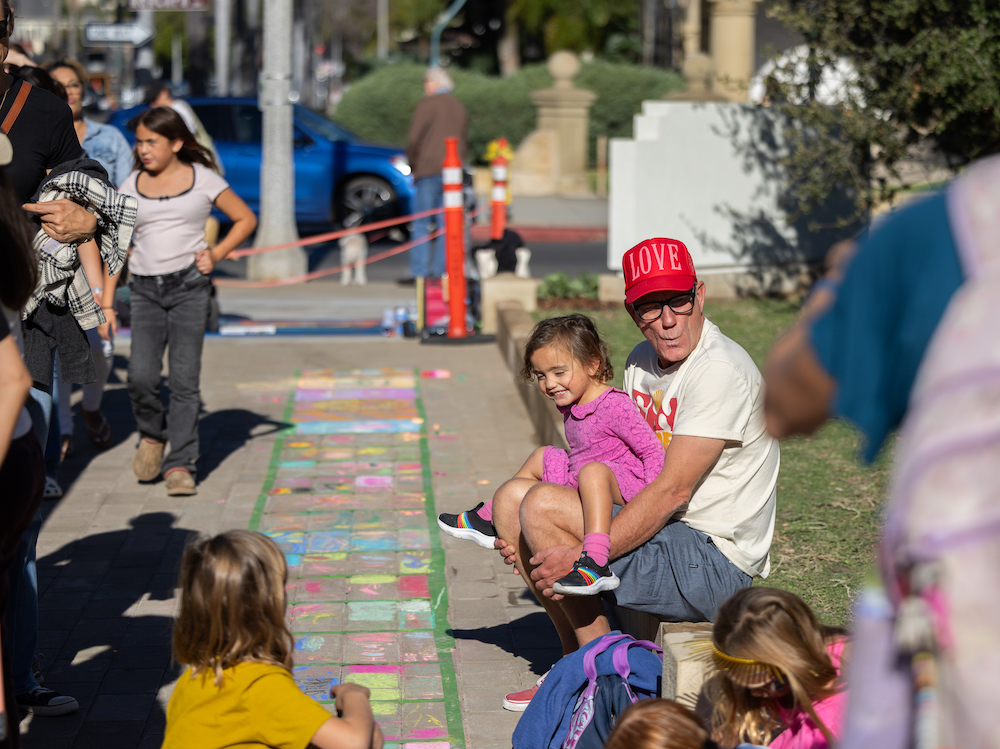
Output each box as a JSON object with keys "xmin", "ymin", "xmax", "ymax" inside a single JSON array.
[{"xmin": 163, "ymin": 662, "xmax": 332, "ymax": 749}]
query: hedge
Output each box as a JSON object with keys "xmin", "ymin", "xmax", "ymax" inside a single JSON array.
[{"xmin": 333, "ymin": 60, "xmax": 684, "ymax": 166}]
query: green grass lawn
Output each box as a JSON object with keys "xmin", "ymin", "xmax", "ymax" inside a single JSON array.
[{"xmin": 534, "ymin": 300, "xmax": 889, "ymax": 627}]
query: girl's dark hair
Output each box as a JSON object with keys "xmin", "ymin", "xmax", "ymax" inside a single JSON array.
[
  {"xmin": 10, "ymin": 65, "xmax": 66, "ymax": 102},
  {"xmin": 0, "ymin": 167, "xmax": 38, "ymax": 310},
  {"xmin": 519, "ymin": 314, "xmax": 613, "ymax": 384},
  {"xmin": 132, "ymin": 106, "xmax": 216, "ymax": 171}
]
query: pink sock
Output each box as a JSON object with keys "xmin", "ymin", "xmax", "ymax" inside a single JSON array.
[
  {"xmin": 475, "ymin": 500, "xmax": 494, "ymax": 522},
  {"xmin": 583, "ymin": 533, "xmax": 611, "ymax": 567}
]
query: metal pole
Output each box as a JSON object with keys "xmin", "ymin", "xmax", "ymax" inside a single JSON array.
[
  {"xmin": 215, "ymin": 0, "xmax": 231, "ymax": 96},
  {"xmin": 376, "ymin": 0, "xmax": 388, "ymax": 59},
  {"xmin": 249, "ymin": 0, "xmax": 305, "ymax": 280},
  {"xmin": 171, "ymin": 32, "xmax": 183, "ymax": 87},
  {"xmin": 135, "ymin": 9, "xmax": 155, "ymax": 92},
  {"xmin": 429, "ymin": 0, "xmax": 467, "ymax": 67}
]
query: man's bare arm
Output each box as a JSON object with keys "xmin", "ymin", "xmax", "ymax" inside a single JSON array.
[
  {"xmin": 609, "ymin": 434, "xmax": 725, "ymax": 559},
  {"xmin": 764, "ymin": 240, "xmax": 856, "ymax": 439}
]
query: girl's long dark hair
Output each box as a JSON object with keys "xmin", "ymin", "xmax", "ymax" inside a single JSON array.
[
  {"xmin": 132, "ymin": 106, "xmax": 217, "ymax": 171},
  {"xmin": 0, "ymin": 167, "xmax": 38, "ymax": 311}
]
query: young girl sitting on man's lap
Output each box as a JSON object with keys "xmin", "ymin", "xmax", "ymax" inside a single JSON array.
[{"xmin": 438, "ymin": 313, "xmax": 665, "ymax": 594}]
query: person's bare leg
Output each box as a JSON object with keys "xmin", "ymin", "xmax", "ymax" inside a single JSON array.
[
  {"xmin": 576, "ymin": 462, "xmax": 624, "ymax": 536},
  {"xmin": 518, "ymin": 484, "xmax": 611, "ymax": 647},
  {"xmin": 492, "ymin": 477, "xmax": 579, "ymax": 655},
  {"xmin": 513, "ymin": 446, "xmax": 547, "ymax": 481}
]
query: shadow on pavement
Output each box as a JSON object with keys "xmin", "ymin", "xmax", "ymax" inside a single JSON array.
[
  {"xmin": 21, "ymin": 512, "xmax": 194, "ymax": 748},
  {"xmin": 196, "ymin": 408, "xmax": 290, "ymax": 483},
  {"xmin": 449, "ymin": 611, "xmax": 563, "ymax": 677}
]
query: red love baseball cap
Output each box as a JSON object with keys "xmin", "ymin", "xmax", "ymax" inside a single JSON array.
[{"xmin": 622, "ymin": 238, "xmax": 697, "ymax": 305}]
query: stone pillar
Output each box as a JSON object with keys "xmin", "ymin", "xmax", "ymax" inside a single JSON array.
[
  {"xmin": 680, "ymin": 0, "xmax": 701, "ymax": 59},
  {"xmin": 707, "ymin": 0, "xmax": 760, "ymax": 102},
  {"xmin": 511, "ymin": 51, "xmax": 597, "ymax": 196}
]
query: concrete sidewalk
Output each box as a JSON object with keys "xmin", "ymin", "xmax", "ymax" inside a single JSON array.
[{"xmin": 20, "ymin": 332, "xmax": 560, "ymax": 749}]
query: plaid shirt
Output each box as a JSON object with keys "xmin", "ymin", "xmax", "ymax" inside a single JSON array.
[{"xmin": 23, "ymin": 164, "xmax": 138, "ymax": 331}]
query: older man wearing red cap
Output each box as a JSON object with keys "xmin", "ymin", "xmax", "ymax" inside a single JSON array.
[{"xmin": 491, "ymin": 237, "xmax": 780, "ymax": 711}]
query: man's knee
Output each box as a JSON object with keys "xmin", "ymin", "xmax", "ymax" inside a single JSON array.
[
  {"xmin": 518, "ymin": 484, "xmax": 561, "ymax": 530},
  {"xmin": 492, "ymin": 480, "xmax": 527, "ymax": 536}
]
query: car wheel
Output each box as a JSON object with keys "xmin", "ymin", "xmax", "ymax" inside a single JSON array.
[{"xmin": 339, "ymin": 176, "xmax": 396, "ymax": 229}]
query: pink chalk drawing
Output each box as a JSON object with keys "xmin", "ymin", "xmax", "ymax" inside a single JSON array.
[{"xmin": 355, "ymin": 475, "xmax": 394, "ymax": 489}]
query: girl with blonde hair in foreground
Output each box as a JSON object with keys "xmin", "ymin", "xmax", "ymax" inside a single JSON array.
[
  {"xmin": 163, "ymin": 530, "xmax": 383, "ymax": 749},
  {"xmin": 706, "ymin": 587, "xmax": 848, "ymax": 749}
]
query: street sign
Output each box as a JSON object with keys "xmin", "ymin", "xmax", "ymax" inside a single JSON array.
[
  {"xmin": 128, "ymin": 0, "xmax": 208, "ymax": 8},
  {"xmin": 83, "ymin": 23, "xmax": 155, "ymax": 46}
]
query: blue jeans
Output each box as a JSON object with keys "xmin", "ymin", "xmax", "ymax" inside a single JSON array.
[
  {"xmin": 411, "ymin": 175, "xmax": 445, "ymax": 278},
  {"xmin": 128, "ymin": 264, "xmax": 211, "ymax": 478},
  {"xmin": 4, "ymin": 389, "xmax": 52, "ymax": 695}
]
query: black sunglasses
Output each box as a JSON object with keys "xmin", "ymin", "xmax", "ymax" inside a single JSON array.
[
  {"xmin": 633, "ymin": 284, "xmax": 698, "ymax": 322},
  {"xmin": 1, "ymin": 10, "xmax": 10, "ymax": 40}
]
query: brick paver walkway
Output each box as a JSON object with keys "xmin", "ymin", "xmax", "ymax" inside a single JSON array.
[
  {"xmin": 259, "ymin": 368, "xmax": 461, "ymax": 746},
  {"xmin": 18, "ymin": 335, "xmax": 561, "ymax": 749}
]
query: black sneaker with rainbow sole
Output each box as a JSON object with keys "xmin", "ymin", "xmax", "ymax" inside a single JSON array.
[
  {"xmin": 552, "ymin": 553, "xmax": 620, "ymax": 596},
  {"xmin": 437, "ymin": 502, "xmax": 498, "ymax": 549}
]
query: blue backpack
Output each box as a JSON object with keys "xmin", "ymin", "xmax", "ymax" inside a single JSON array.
[{"xmin": 512, "ymin": 632, "xmax": 663, "ymax": 749}]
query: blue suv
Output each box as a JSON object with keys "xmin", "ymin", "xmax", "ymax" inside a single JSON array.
[{"xmin": 108, "ymin": 98, "xmax": 415, "ymax": 227}]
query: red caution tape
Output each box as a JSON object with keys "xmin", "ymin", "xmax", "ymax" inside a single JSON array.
[{"xmin": 214, "ymin": 205, "xmax": 487, "ymax": 288}]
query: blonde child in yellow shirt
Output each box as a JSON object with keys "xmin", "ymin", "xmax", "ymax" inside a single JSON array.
[{"xmin": 163, "ymin": 530, "xmax": 383, "ymax": 749}]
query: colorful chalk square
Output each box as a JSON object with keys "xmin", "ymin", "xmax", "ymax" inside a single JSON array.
[
  {"xmin": 292, "ymin": 577, "xmax": 348, "ymax": 603},
  {"xmin": 400, "ymin": 632, "xmax": 438, "ymax": 662},
  {"xmin": 343, "ymin": 633, "xmax": 401, "ymax": 664},
  {"xmin": 397, "ymin": 529, "xmax": 431, "ymax": 550},
  {"xmin": 401, "ymin": 701, "xmax": 450, "ymax": 740},
  {"xmin": 289, "ymin": 603, "xmax": 347, "ymax": 633},
  {"xmin": 257, "ymin": 514, "xmax": 307, "ymax": 532},
  {"xmin": 398, "ymin": 551, "xmax": 431, "ymax": 575},
  {"xmin": 305, "ymin": 531, "xmax": 350, "ymax": 553},
  {"xmin": 265, "ymin": 531, "xmax": 306, "ymax": 554},
  {"xmin": 293, "ymin": 633, "xmax": 343, "ymax": 664},
  {"xmin": 300, "ymin": 552, "xmax": 349, "ymax": 577},
  {"xmin": 305, "ymin": 511, "xmax": 354, "ymax": 530},
  {"xmin": 347, "ymin": 601, "xmax": 396, "ymax": 625},
  {"xmin": 350, "ymin": 531, "xmax": 397, "ymax": 553},
  {"xmin": 352, "ymin": 510, "xmax": 399, "ymax": 531},
  {"xmin": 347, "ymin": 552, "xmax": 397, "ymax": 576},
  {"xmin": 403, "ymin": 664, "xmax": 444, "ymax": 700}
]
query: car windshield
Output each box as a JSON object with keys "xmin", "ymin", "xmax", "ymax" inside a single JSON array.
[{"xmin": 295, "ymin": 108, "xmax": 356, "ymax": 143}]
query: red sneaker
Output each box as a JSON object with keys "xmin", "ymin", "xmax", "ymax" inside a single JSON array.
[{"xmin": 502, "ymin": 671, "xmax": 548, "ymax": 712}]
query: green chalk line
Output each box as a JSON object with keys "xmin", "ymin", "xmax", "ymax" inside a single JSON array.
[
  {"xmin": 416, "ymin": 372, "xmax": 466, "ymax": 749},
  {"xmin": 248, "ymin": 376, "xmax": 299, "ymax": 532}
]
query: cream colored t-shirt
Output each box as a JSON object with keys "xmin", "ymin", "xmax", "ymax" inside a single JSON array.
[
  {"xmin": 622, "ymin": 319, "xmax": 779, "ymax": 577},
  {"xmin": 120, "ymin": 162, "xmax": 229, "ymax": 277}
]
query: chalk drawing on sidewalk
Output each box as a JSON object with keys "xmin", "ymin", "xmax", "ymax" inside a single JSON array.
[{"xmin": 249, "ymin": 368, "xmax": 465, "ymax": 748}]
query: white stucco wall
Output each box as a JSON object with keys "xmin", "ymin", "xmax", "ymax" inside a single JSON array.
[{"xmin": 608, "ymin": 101, "xmax": 850, "ymax": 276}]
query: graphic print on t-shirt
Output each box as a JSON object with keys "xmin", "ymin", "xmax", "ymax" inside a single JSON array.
[{"xmin": 631, "ymin": 389, "xmax": 676, "ymax": 449}]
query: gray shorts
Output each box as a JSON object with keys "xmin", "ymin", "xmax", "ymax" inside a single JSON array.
[{"xmin": 604, "ymin": 506, "xmax": 752, "ymax": 622}]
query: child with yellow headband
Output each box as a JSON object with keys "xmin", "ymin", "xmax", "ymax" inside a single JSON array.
[{"xmin": 703, "ymin": 587, "xmax": 849, "ymax": 749}]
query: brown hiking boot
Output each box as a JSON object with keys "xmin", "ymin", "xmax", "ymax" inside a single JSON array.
[
  {"xmin": 164, "ymin": 468, "xmax": 197, "ymax": 496},
  {"xmin": 133, "ymin": 439, "xmax": 164, "ymax": 481}
]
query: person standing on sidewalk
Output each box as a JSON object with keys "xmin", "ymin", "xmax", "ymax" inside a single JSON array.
[
  {"xmin": 121, "ymin": 107, "xmax": 256, "ymax": 496},
  {"xmin": 0, "ymin": 135, "xmax": 51, "ymax": 743},
  {"xmin": 45, "ymin": 58, "xmax": 133, "ymax": 457},
  {"xmin": 403, "ymin": 66, "xmax": 467, "ymax": 284}
]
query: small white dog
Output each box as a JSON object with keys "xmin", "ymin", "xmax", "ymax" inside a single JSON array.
[{"xmin": 339, "ymin": 233, "xmax": 368, "ymax": 285}]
